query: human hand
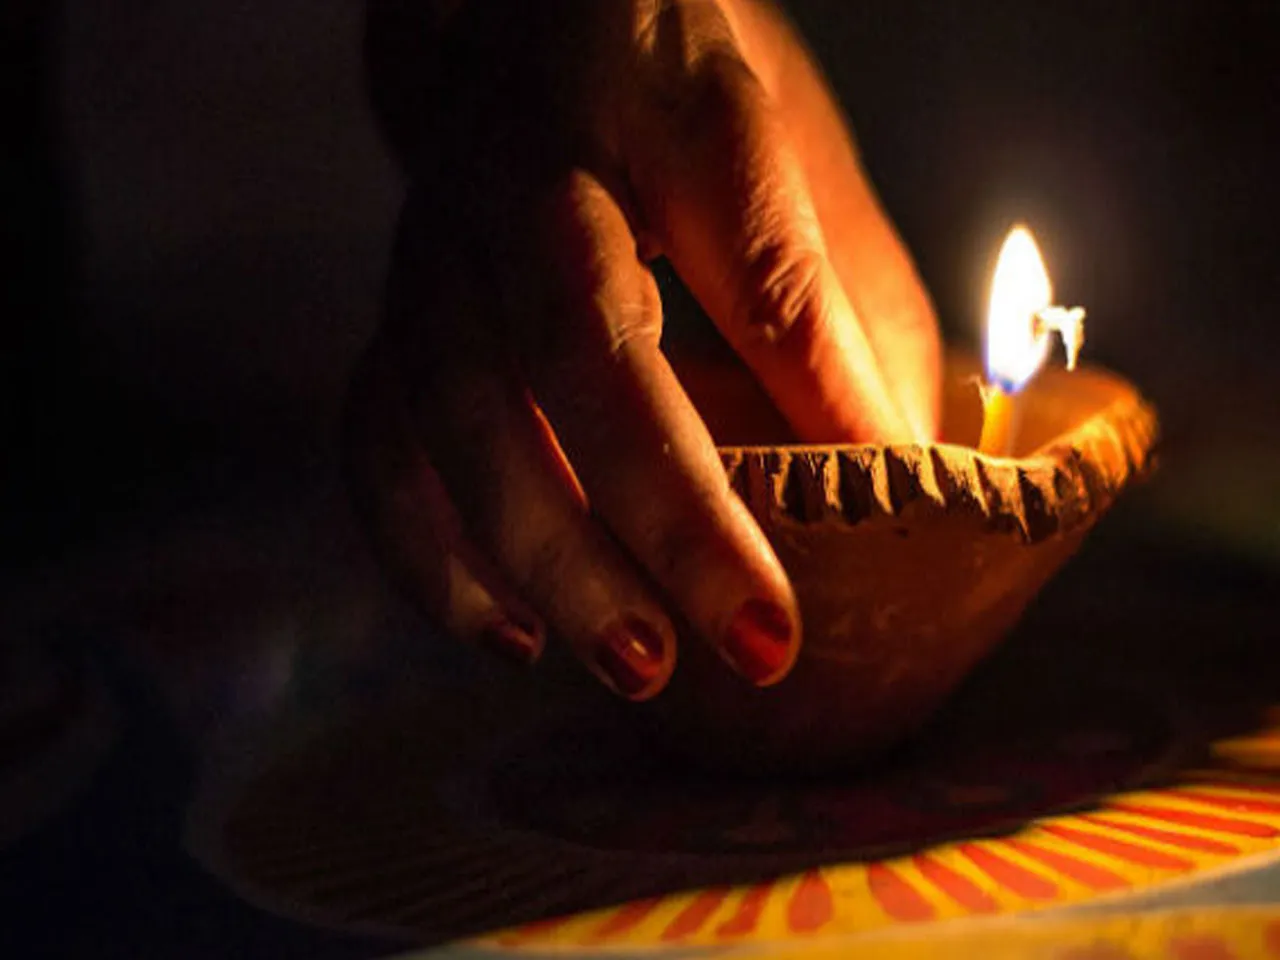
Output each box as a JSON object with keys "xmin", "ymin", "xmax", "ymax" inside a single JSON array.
[{"xmin": 348, "ymin": 0, "xmax": 941, "ymax": 700}]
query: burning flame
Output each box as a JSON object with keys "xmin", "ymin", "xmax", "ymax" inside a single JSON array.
[{"xmin": 985, "ymin": 225, "xmax": 1085, "ymax": 392}]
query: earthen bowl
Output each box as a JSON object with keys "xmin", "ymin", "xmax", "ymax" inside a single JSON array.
[{"xmin": 651, "ymin": 349, "xmax": 1158, "ymax": 774}]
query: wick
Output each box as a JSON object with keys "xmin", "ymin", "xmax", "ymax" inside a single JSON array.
[
  {"xmin": 975, "ymin": 378, "xmax": 1003, "ymax": 405},
  {"xmin": 1034, "ymin": 305, "xmax": 1086, "ymax": 371}
]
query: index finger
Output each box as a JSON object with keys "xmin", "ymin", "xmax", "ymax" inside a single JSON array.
[
  {"xmin": 738, "ymin": 0, "xmax": 943, "ymax": 441},
  {"xmin": 626, "ymin": 30, "xmax": 913, "ymax": 443}
]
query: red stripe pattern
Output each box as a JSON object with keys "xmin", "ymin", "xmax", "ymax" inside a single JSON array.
[
  {"xmin": 914, "ymin": 853, "xmax": 999, "ymax": 913},
  {"xmin": 1003, "ymin": 839, "xmax": 1129, "ymax": 891},
  {"xmin": 588, "ymin": 898, "xmax": 661, "ymax": 941},
  {"xmin": 958, "ymin": 843, "xmax": 1058, "ymax": 899},
  {"xmin": 1264, "ymin": 919, "xmax": 1280, "ymax": 957},
  {"xmin": 867, "ymin": 863, "xmax": 935, "ymax": 921},
  {"xmin": 661, "ymin": 888, "xmax": 729, "ymax": 941},
  {"xmin": 1166, "ymin": 789, "xmax": 1280, "ymax": 815},
  {"xmin": 786, "ymin": 870, "xmax": 834, "ymax": 933},
  {"xmin": 716, "ymin": 883, "xmax": 772, "ymax": 938},
  {"xmin": 1077, "ymin": 814, "xmax": 1241, "ymax": 855},
  {"xmin": 1042, "ymin": 824, "xmax": 1193, "ymax": 870},
  {"xmin": 1107, "ymin": 803, "xmax": 1278, "ymax": 838},
  {"xmin": 1167, "ymin": 934, "xmax": 1237, "ymax": 960}
]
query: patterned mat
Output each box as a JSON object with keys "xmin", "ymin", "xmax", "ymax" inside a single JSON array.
[{"xmin": 187, "ymin": 671, "xmax": 1280, "ymax": 956}]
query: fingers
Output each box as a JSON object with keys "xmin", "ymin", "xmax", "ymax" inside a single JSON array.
[
  {"xmin": 814, "ymin": 164, "xmax": 942, "ymax": 442},
  {"xmin": 516, "ymin": 170, "xmax": 800, "ymax": 686},
  {"xmin": 626, "ymin": 31, "xmax": 913, "ymax": 443},
  {"xmin": 343, "ymin": 338, "xmax": 545, "ymax": 664},
  {"xmin": 737, "ymin": 0, "xmax": 942, "ymax": 440},
  {"xmin": 388, "ymin": 201, "xmax": 678, "ymax": 700}
]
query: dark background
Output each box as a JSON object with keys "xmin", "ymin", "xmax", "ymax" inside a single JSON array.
[
  {"xmin": 2, "ymin": 3, "xmax": 1279, "ymax": 955},
  {"xmin": 4, "ymin": 0, "xmax": 1279, "ymax": 569}
]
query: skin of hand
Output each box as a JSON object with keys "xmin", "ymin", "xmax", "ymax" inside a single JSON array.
[{"xmin": 348, "ymin": 0, "xmax": 941, "ymax": 700}]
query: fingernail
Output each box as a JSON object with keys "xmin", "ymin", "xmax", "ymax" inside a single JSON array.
[
  {"xmin": 592, "ymin": 618, "xmax": 667, "ymax": 699},
  {"xmin": 480, "ymin": 617, "xmax": 541, "ymax": 665},
  {"xmin": 723, "ymin": 599, "xmax": 793, "ymax": 685}
]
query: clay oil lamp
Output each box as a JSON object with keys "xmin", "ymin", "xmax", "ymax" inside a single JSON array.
[{"xmin": 658, "ymin": 226, "xmax": 1158, "ymax": 773}]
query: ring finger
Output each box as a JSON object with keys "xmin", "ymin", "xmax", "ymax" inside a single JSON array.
[{"xmin": 389, "ymin": 196, "xmax": 679, "ymax": 700}]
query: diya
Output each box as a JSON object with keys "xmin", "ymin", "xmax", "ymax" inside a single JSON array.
[{"xmin": 654, "ymin": 226, "xmax": 1158, "ymax": 773}]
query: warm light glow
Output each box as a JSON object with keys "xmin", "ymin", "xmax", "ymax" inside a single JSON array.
[{"xmin": 985, "ymin": 226, "xmax": 1054, "ymax": 391}]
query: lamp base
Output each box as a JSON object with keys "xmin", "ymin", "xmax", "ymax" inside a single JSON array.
[{"xmin": 653, "ymin": 349, "xmax": 1158, "ymax": 774}]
